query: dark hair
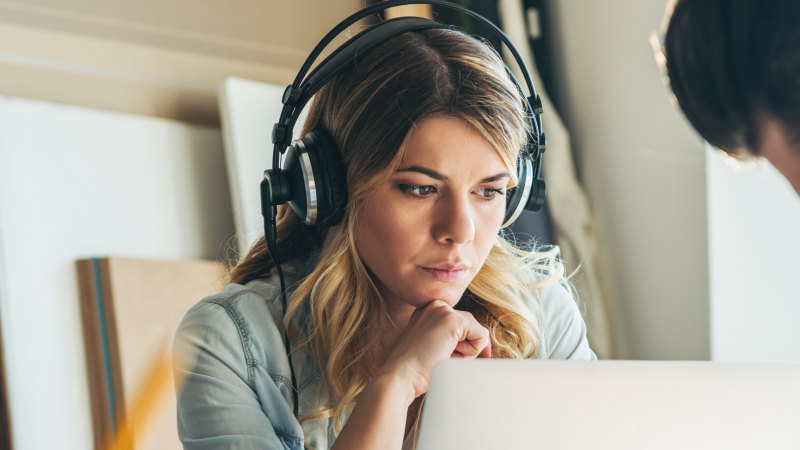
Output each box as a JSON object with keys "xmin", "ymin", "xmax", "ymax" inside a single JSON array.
[{"xmin": 664, "ymin": 0, "xmax": 800, "ymax": 155}]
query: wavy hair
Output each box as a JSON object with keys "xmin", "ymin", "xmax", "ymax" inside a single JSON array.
[{"xmin": 229, "ymin": 27, "xmax": 565, "ymax": 441}]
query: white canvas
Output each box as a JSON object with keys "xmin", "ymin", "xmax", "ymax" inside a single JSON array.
[{"xmin": 218, "ymin": 77, "xmax": 310, "ymax": 256}]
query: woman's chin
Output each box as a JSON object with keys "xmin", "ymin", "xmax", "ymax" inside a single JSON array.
[{"xmin": 419, "ymin": 287, "xmax": 468, "ymax": 308}]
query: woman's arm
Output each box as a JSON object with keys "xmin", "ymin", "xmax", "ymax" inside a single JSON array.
[
  {"xmin": 330, "ymin": 367, "xmax": 415, "ymax": 449},
  {"xmin": 331, "ymin": 300, "xmax": 491, "ymax": 450},
  {"xmin": 174, "ymin": 299, "xmax": 299, "ymax": 450}
]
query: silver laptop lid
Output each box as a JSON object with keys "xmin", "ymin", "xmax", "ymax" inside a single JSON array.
[{"xmin": 416, "ymin": 360, "xmax": 800, "ymax": 450}]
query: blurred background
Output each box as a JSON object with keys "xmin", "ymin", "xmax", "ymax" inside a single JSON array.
[{"xmin": 0, "ymin": 0, "xmax": 798, "ymax": 448}]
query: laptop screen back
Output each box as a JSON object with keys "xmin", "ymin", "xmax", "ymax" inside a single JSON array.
[{"xmin": 416, "ymin": 360, "xmax": 800, "ymax": 450}]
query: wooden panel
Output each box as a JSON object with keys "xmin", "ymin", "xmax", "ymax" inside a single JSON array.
[
  {"xmin": 77, "ymin": 259, "xmax": 116, "ymax": 448},
  {"xmin": 77, "ymin": 257, "xmax": 227, "ymax": 449},
  {"xmin": 0, "ymin": 0, "xmax": 362, "ymax": 124}
]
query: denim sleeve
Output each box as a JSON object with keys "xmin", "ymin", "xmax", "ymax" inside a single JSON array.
[
  {"xmin": 540, "ymin": 283, "xmax": 597, "ymax": 360},
  {"xmin": 173, "ymin": 299, "xmax": 287, "ymax": 450}
]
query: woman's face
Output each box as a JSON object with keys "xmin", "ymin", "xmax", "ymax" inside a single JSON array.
[{"xmin": 355, "ymin": 116, "xmax": 511, "ymax": 316}]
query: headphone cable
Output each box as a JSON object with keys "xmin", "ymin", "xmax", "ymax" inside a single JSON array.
[{"xmin": 264, "ymin": 205, "xmax": 300, "ymax": 418}]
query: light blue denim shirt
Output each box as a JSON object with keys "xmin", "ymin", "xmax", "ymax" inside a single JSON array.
[{"xmin": 174, "ymin": 260, "xmax": 596, "ymax": 450}]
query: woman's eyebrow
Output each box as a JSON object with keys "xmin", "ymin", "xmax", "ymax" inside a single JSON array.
[
  {"xmin": 482, "ymin": 172, "xmax": 512, "ymax": 183},
  {"xmin": 396, "ymin": 166, "xmax": 447, "ymax": 180},
  {"xmin": 395, "ymin": 166, "xmax": 511, "ymax": 183}
]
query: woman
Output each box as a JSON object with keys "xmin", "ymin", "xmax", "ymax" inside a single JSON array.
[{"xmin": 174, "ymin": 23, "xmax": 595, "ymax": 450}]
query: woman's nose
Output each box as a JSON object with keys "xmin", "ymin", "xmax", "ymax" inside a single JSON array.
[{"xmin": 433, "ymin": 195, "xmax": 475, "ymax": 245}]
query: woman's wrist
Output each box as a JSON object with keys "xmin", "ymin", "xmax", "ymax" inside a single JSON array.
[
  {"xmin": 332, "ymin": 363, "xmax": 416, "ymax": 450},
  {"xmin": 372, "ymin": 363, "xmax": 421, "ymax": 407}
]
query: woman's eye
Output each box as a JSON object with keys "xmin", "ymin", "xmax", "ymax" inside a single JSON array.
[
  {"xmin": 476, "ymin": 188, "xmax": 505, "ymax": 200},
  {"xmin": 399, "ymin": 184, "xmax": 437, "ymax": 197}
]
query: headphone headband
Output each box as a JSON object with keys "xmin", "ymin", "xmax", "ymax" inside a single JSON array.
[
  {"xmin": 292, "ymin": 0, "xmax": 538, "ymax": 105},
  {"xmin": 271, "ymin": 17, "xmax": 450, "ymax": 158},
  {"xmin": 271, "ymin": 0, "xmax": 544, "ymax": 170},
  {"xmin": 266, "ymin": 0, "xmax": 548, "ymax": 233}
]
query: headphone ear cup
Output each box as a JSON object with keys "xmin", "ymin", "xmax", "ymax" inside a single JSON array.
[
  {"xmin": 296, "ymin": 129, "xmax": 348, "ymax": 226},
  {"xmin": 502, "ymin": 156, "xmax": 533, "ymax": 227},
  {"xmin": 525, "ymin": 178, "xmax": 546, "ymax": 212}
]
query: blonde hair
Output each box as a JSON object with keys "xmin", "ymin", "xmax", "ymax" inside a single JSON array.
[{"xmin": 230, "ymin": 28, "xmax": 564, "ymax": 442}]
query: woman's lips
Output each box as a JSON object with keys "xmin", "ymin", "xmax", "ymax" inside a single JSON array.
[{"xmin": 419, "ymin": 264, "xmax": 468, "ymax": 282}]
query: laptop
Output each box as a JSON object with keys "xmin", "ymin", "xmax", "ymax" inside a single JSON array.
[{"xmin": 415, "ymin": 359, "xmax": 800, "ymax": 449}]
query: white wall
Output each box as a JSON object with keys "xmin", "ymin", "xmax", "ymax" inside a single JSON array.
[
  {"xmin": 707, "ymin": 146, "xmax": 800, "ymax": 363},
  {"xmin": 0, "ymin": 96, "xmax": 233, "ymax": 449},
  {"xmin": 544, "ymin": 0, "xmax": 800, "ymax": 362},
  {"xmin": 544, "ymin": 0, "xmax": 709, "ymax": 359}
]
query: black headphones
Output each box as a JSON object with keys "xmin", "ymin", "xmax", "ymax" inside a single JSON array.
[
  {"xmin": 261, "ymin": 0, "xmax": 547, "ymax": 232},
  {"xmin": 259, "ymin": 0, "xmax": 547, "ymax": 418}
]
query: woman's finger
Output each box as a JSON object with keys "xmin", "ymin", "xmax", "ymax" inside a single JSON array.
[
  {"xmin": 479, "ymin": 340, "xmax": 493, "ymax": 359},
  {"xmin": 451, "ymin": 328, "xmax": 490, "ymax": 358},
  {"xmin": 451, "ymin": 339, "xmax": 492, "ymax": 358},
  {"xmin": 453, "ymin": 310, "xmax": 489, "ymax": 347}
]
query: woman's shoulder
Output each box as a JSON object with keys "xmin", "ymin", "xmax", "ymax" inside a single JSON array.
[
  {"xmin": 177, "ymin": 255, "xmax": 315, "ymax": 339},
  {"xmin": 179, "ymin": 277, "xmax": 283, "ymax": 330},
  {"xmin": 174, "ymin": 274, "xmax": 295, "ymax": 368},
  {"xmin": 534, "ymin": 281, "xmax": 597, "ymax": 361},
  {"xmin": 537, "ymin": 281, "xmax": 578, "ymax": 324}
]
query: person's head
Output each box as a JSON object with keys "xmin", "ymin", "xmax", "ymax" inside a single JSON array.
[
  {"xmin": 663, "ymin": 0, "xmax": 800, "ymax": 194},
  {"xmin": 231, "ymin": 26, "xmax": 528, "ymax": 283},
  {"xmin": 302, "ymin": 27, "xmax": 528, "ymax": 314}
]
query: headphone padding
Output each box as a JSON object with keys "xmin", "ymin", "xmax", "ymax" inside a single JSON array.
[
  {"xmin": 503, "ymin": 155, "xmax": 531, "ymax": 227},
  {"xmin": 303, "ymin": 129, "xmax": 348, "ymax": 226}
]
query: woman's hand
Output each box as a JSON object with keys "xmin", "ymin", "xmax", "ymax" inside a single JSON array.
[
  {"xmin": 376, "ymin": 300, "xmax": 492, "ymax": 401},
  {"xmin": 333, "ymin": 301, "xmax": 490, "ymax": 450}
]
